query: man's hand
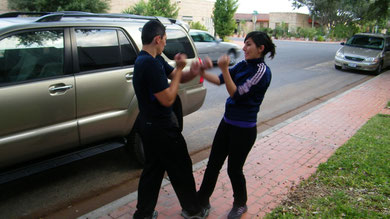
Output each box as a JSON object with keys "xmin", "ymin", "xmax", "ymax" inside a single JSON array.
[
  {"xmin": 201, "ymin": 57, "xmax": 213, "ymax": 70},
  {"xmin": 174, "ymin": 53, "xmax": 187, "ymax": 70},
  {"xmin": 189, "ymin": 61, "xmax": 202, "ymax": 77}
]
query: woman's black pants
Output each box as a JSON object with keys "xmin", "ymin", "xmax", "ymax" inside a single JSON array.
[{"xmin": 198, "ymin": 119, "xmax": 257, "ymax": 207}]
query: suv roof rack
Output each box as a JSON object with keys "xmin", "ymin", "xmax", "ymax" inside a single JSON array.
[{"xmin": 0, "ymin": 11, "xmax": 190, "ymax": 32}]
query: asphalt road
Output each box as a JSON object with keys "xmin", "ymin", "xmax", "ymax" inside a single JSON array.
[{"xmin": 0, "ymin": 39, "xmax": 374, "ymax": 219}]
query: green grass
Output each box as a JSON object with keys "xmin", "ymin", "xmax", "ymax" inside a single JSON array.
[
  {"xmin": 266, "ymin": 114, "xmax": 390, "ymax": 218},
  {"xmin": 387, "ymin": 101, "xmax": 390, "ymax": 108}
]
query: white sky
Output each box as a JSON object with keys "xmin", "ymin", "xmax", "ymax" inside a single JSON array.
[{"xmin": 236, "ymin": 0, "xmax": 309, "ymax": 14}]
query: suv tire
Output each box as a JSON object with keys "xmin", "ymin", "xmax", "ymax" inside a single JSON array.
[{"xmin": 126, "ymin": 129, "xmax": 145, "ymax": 165}]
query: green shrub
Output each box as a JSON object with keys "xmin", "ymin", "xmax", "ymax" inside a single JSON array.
[
  {"xmin": 189, "ymin": 21, "xmax": 207, "ymax": 31},
  {"xmin": 316, "ymin": 35, "xmax": 326, "ymax": 41}
]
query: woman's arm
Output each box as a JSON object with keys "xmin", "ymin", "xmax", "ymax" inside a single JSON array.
[
  {"xmin": 218, "ymin": 55, "xmax": 236, "ymax": 97},
  {"xmin": 199, "ymin": 57, "xmax": 221, "ymax": 85}
]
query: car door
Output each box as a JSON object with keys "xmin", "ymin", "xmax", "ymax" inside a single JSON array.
[
  {"xmin": 191, "ymin": 32, "xmax": 219, "ymax": 61},
  {"xmin": 0, "ymin": 29, "xmax": 79, "ymax": 169},
  {"xmin": 200, "ymin": 32, "xmax": 223, "ymax": 61},
  {"xmin": 72, "ymin": 28, "xmax": 138, "ymax": 145},
  {"xmin": 384, "ymin": 37, "xmax": 390, "ymax": 68}
]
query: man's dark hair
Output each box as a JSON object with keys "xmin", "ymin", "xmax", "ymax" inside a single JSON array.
[{"xmin": 141, "ymin": 20, "xmax": 166, "ymax": 45}]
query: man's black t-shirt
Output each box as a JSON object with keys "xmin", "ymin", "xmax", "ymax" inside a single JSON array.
[{"xmin": 133, "ymin": 50, "xmax": 174, "ymax": 121}]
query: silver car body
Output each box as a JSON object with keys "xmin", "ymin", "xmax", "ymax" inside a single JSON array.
[
  {"xmin": 0, "ymin": 13, "xmax": 206, "ymax": 169},
  {"xmin": 334, "ymin": 33, "xmax": 390, "ymax": 73},
  {"xmin": 189, "ymin": 29, "xmax": 241, "ymax": 64}
]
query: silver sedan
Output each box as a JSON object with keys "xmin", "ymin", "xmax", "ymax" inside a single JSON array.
[{"xmin": 189, "ymin": 29, "xmax": 241, "ymax": 65}]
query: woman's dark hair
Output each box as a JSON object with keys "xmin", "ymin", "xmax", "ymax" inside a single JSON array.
[
  {"xmin": 245, "ymin": 31, "xmax": 276, "ymax": 59},
  {"xmin": 141, "ymin": 20, "xmax": 166, "ymax": 45}
]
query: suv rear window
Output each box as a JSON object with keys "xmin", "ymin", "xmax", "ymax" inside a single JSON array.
[
  {"xmin": 164, "ymin": 29, "xmax": 195, "ymax": 60},
  {"xmin": 0, "ymin": 30, "xmax": 64, "ymax": 84}
]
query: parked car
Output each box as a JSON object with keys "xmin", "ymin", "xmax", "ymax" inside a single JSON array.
[
  {"xmin": 0, "ymin": 12, "xmax": 206, "ymax": 173},
  {"xmin": 189, "ymin": 29, "xmax": 241, "ymax": 65},
  {"xmin": 334, "ymin": 33, "xmax": 390, "ymax": 74}
]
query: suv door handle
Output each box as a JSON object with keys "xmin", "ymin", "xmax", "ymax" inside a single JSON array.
[
  {"xmin": 125, "ymin": 73, "xmax": 133, "ymax": 80},
  {"xmin": 49, "ymin": 84, "xmax": 73, "ymax": 93}
]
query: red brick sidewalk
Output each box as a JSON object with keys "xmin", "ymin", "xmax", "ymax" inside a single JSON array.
[{"xmin": 82, "ymin": 71, "xmax": 390, "ymax": 219}]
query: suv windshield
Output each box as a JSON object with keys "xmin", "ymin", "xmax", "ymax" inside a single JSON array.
[{"xmin": 346, "ymin": 35, "xmax": 384, "ymax": 50}]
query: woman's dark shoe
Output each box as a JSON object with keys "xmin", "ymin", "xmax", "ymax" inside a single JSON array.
[{"xmin": 227, "ymin": 205, "xmax": 247, "ymax": 219}]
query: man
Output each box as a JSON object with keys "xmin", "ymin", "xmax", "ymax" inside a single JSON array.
[{"xmin": 132, "ymin": 20, "xmax": 209, "ymax": 219}]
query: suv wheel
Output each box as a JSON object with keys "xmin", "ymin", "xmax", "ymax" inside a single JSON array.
[
  {"xmin": 335, "ymin": 65, "xmax": 342, "ymax": 70},
  {"xmin": 126, "ymin": 130, "xmax": 145, "ymax": 165}
]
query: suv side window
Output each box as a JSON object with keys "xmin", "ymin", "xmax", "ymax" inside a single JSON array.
[
  {"xmin": 75, "ymin": 29, "xmax": 137, "ymax": 72},
  {"xmin": 118, "ymin": 30, "xmax": 138, "ymax": 66},
  {"xmin": 164, "ymin": 29, "xmax": 195, "ymax": 60},
  {"xmin": 76, "ymin": 29, "xmax": 120, "ymax": 72},
  {"xmin": 0, "ymin": 30, "xmax": 64, "ymax": 85}
]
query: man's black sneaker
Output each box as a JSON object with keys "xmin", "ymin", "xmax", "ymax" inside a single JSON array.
[
  {"xmin": 181, "ymin": 206, "xmax": 210, "ymax": 219},
  {"xmin": 227, "ymin": 205, "xmax": 247, "ymax": 219}
]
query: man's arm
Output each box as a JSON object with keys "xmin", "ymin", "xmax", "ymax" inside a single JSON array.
[
  {"xmin": 169, "ymin": 59, "xmax": 201, "ymax": 83},
  {"xmin": 154, "ymin": 54, "xmax": 186, "ymax": 107}
]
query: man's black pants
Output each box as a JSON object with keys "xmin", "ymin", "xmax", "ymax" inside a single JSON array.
[{"xmin": 134, "ymin": 115, "xmax": 201, "ymax": 218}]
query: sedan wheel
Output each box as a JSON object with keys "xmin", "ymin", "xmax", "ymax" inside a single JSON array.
[
  {"xmin": 374, "ymin": 62, "xmax": 383, "ymax": 75},
  {"xmin": 228, "ymin": 51, "xmax": 236, "ymax": 66}
]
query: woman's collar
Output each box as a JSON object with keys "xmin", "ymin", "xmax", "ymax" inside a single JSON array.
[{"xmin": 246, "ymin": 57, "xmax": 264, "ymax": 64}]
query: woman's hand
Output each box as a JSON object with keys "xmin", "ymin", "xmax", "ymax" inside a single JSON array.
[{"xmin": 217, "ymin": 55, "xmax": 230, "ymax": 70}]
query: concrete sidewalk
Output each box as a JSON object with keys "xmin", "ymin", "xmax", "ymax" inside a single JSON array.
[{"xmin": 80, "ymin": 71, "xmax": 390, "ymax": 219}]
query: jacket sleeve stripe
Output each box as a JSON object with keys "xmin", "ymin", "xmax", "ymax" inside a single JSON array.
[{"xmin": 238, "ymin": 63, "xmax": 266, "ymax": 95}]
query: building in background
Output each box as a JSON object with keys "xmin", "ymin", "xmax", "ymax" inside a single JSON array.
[
  {"xmin": 234, "ymin": 13, "xmax": 269, "ymax": 36},
  {"xmin": 235, "ymin": 12, "xmax": 318, "ymax": 37},
  {"xmin": 269, "ymin": 12, "xmax": 312, "ymax": 30},
  {"xmin": 0, "ymin": 0, "xmax": 317, "ymax": 38}
]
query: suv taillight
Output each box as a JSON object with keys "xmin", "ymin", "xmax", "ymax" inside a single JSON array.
[{"xmin": 198, "ymin": 58, "xmax": 204, "ymax": 84}]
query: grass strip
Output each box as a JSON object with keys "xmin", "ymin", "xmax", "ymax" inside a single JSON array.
[{"xmin": 266, "ymin": 114, "xmax": 390, "ymax": 218}]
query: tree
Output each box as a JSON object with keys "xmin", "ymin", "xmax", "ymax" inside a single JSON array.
[
  {"xmin": 213, "ymin": 0, "xmax": 238, "ymax": 40},
  {"xmin": 8, "ymin": 0, "xmax": 110, "ymax": 13},
  {"xmin": 189, "ymin": 21, "xmax": 208, "ymax": 31},
  {"xmin": 122, "ymin": 0, "xmax": 148, "ymax": 15},
  {"xmin": 292, "ymin": 0, "xmax": 390, "ymax": 31},
  {"xmin": 123, "ymin": 0, "xmax": 179, "ymax": 18}
]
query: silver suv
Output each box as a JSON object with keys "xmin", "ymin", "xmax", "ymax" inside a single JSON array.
[{"xmin": 0, "ymin": 12, "xmax": 206, "ymax": 172}]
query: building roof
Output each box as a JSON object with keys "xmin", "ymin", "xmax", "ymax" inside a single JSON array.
[{"xmin": 234, "ymin": 13, "xmax": 269, "ymax": 22}]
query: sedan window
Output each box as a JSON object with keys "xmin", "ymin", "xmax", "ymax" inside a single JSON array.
[
  {"xmin": 346, "ymin": 35, "xmax": 384, "ymax": 50},
  {"xmin": 200, "ymin": 32, "xmax": 215, "ymax": 42}
]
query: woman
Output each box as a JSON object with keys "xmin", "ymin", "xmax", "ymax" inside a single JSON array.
[{"xmin": 197, "ymin": 31, "xmax": 276, "ymax": 219}]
